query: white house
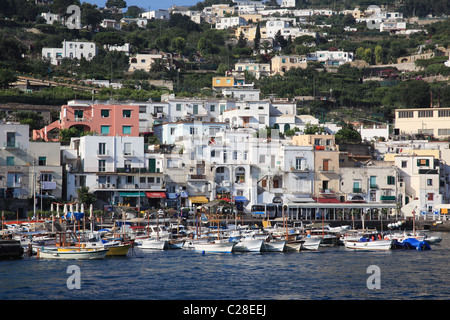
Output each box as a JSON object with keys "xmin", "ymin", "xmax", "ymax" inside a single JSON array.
[
  {"xmin": 141, "ymin": 10, "xmax": 170, "ymax": 20},
  {"xmin": 42, "ymin": 40, "xmax": 97, "ymax": 65},
  {"xmin": 215, "ymin": 16, "xmax": 247, "ymax": 29},
  {"xmin": 64, "ymin": 135, "xmax": 166, "ymax": 208}
]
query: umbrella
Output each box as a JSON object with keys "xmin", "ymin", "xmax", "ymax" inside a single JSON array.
[
  {"xmin": 56, "ymin": 203, "xmax": 60, "ymax": 218},
  {"xmin": 75, "ymin": 203, "xmax": 79, "ymax": 212},
  {"xmin": 50, "ymin": 203, "xmax": 54, "ymax": 212},
  {"xmin": 80, "ymin": 203, "xmax": 85, "ymax": 214},
  {"xmin": 63, "ymin": 204, "xmax": 68, "ymax": 219}
]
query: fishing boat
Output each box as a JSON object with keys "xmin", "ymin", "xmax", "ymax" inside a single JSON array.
[
  {"xmin": 300, "ymin": 237, "xmax": 322, "ymax": 251},
  {"xmin": 37, "ymin": 246, "xmax": 109, "ymax": 259},
  {"xmin": 193, "ymin": 240, "xmax": 236, "ymax": 253},
  {"xmin": 285, "ymin": 240, "xmax": 302, "ymax": 252},
  {"xmin": 232, "ymin": 237, "xmax": 263, "ymax": 252},
  {"xmin": 137, "ymin": 237, "xmax": 168, "ymax": 250},
  {"xmin": 261, "ymin": 239, "xmax": 286, "ymax": 252},
  {"xmin": 344, "ymin": 239, "xmax": 393, "ymax": 251}
]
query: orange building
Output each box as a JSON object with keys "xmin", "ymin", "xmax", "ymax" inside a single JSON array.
[{"xmin": 33, "ymin": 101, "xmax": 140, "ymax": 141}]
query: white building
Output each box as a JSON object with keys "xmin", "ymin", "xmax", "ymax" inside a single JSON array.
[
  {"xmin": 141, "ymin": 10, "xmax": 170, "ymax": 20},
  {"xmin": 307, "ymin": 50, "xmax": 354, "ymax": 66},
  {"xmin": 63, "ymin": 135, "xmax": 166, "ymax": 209},
  {"xmin": 215, "ymin": 16, "xmax": 247, "ymax": 29},
  {"xmin": 129, "ymin": 53, "xmax": 163, "ymax": 72},
  {"xmin": 42, "ymin": 40, "xmax": 97, "ymax": 65}
]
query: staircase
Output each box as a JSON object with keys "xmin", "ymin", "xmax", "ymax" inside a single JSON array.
[{"xmin": 32, "ymin": 120, "xmax": 61, "ymax": 141}]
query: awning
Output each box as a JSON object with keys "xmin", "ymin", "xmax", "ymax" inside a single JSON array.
[
  {"xmin": 146, "ymin": 192, "xmax": 167, "ymax": 198},
  {"xmin": 234, "ymin": 196, "xmax": 247, "ymax": 202},
  {"xmin": 189, "ymin": 196, "xmax": 209, "ymax": 204},
  {"xmin": 119, "ymin": 192, "xmax": 146, "ymax": 197}
]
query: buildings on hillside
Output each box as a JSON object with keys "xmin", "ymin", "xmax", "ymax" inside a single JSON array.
[{"xmin": 12, "ymin": 98, "xmax": 449, "ymax": 220}]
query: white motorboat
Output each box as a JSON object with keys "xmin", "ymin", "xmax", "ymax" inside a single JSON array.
[
  {"xmin": 193, "ymin": 240, "xmax": 236, "ymax": 253},
  {"xmin": 261, "ymin": 239, "xmax": 286, "ymax": 252},
  {"xmin": 37, "ymin": 247, "xmax": 109, "ymax": 259},
  {"xmin": 344, "ymin": 239, "xmax": 393, "ymax": 251},
  {"xmin": 424, "ymin": 235, "xmax": 442, "ymax": 244},
  {"xmin": 233, "ymin": 238, "xmax": 263, "ymax": 252},
  {"xmin": 300, "ymin": 237, "xmax": 322, "ymax": 251},
  {"xmin": 137, "ymin": 238, "xmax": 168, "ymax": 250}
]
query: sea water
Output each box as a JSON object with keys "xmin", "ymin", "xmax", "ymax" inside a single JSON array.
[{"xmin": 1, "ymin": 232, "xmax": 449, "ymax": 301}]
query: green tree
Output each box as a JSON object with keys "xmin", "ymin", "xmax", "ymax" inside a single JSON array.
[
  {"xmin": 0, "ymin": 69, "xmax": 17, "ymax": 89},
  {"xmin": 76, "ymin": 186, "xmax": 97, "ymax": 206},
  {"xmin": 254, "ymin": 23, "xmax": 261, "ymax": 53},
  {"xmin": 335, "ymin": 124, "xmax": 361, "ymax": 144},
  {"xmin": 374, "ymin": 45, "xmax": 383, "ymax": 65},
  {"xmin": 171, "ymin": 36, "xmax": 186, "ymax": 54}
]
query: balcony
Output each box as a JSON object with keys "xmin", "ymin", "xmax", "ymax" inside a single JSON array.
[
  {"xmin": 370, "ymin": 184, "xmax": 378, "ymax": 189},
  {"xmin": 319, "ymin": 188, "xmax": 334, "ymax": 194},
  {"xmin": 188, "ymin": 174, "xmax": 207, "ymax": 180},
  {"xmin": 352, "ymin": 188, "xmax": 363, "ymax": 193},
  {"xmin": 96, "ymin": 183, "xmax": 116, "ymax": 189},
  {"xmin": 122, "ymin": 150, "xmax": 135, "ymax": 157},
  {"xmin": 318, "ymin": 166, "xmax": 335, "ymax": 173},
  {"xmin": 96, "ymin": 150, "xmax": 110, "ymax": 158},
  {"xmin": 3, "ymin": 142, "xmax": 20, "ymax": 149},
  {"xmin": 41, "ymin": 181, "xmax": 57, "ymax": 190}
]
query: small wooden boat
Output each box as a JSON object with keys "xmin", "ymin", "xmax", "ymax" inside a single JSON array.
[
  {"xmin": 261, "ymin": 239, "xmax": 286, "ymax": 252},
  {"xmin": 300, "ymin": 237, "xmax": 322, "ymax": 251},
  {"xmin": 193, "ymin": 240, "xmax": 236, "ymax": 253},
  {"xmin": 37, "ymin": 247, "xmax": 109, "ymax": 259},
  {"xmin": 137, "ymin": 238, "xmax": 168, "ymax": 250},
  {"xmin": 344, "ymin": 239, "xmax": 393, "ymax": 251},
  {"xmin": 233, "ymin": 238, "xmax": 263, "ymax": 252}
]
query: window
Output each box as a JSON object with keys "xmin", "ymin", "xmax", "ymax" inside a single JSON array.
[
  {"xmin": 176, "ymin": 104, "xmax": 181, "ymax": 111},
  {"xmin": 233, "ymin": 151, "xmax": 238, "ymax": 160},
  {"xmin": 101, "ymin": 126, "xmax": 110, "ymax": 134},
  {"xmin": 418, "ymin": 110, "xmax": 433, "ymax": 118},
  {"xmin": 370, "ymin": 176, "xmax": 376, "ymax": 188},
  {"xmin": 417, "ymin": 159, "xmax": 430, "ymax": 167},
  {"xmin": 98, "ymin": 160, "xmax": 106, "ymax": 172},
  {"xmin": 438, "ymin": 129, "xmax": 450, "ymax": 136},
  {"xmin": 74, "ymin": 110, "xmax": 83, "ymax": 119},
  {"xmin": 295, "ymin": 158, "xmax": 303, "ymax": 170},
  {"xmin": 123, "ymin": 126, "xmax": 132, "ymax": 134},
  {"xmin": 98, "ymin": 143, "xmax": 106, "ymax": 155},
  {"xmin": 438, "ymin": 109, "xmax": 450, "ymax": 117},
  {"xmin": 139, "ymin": 106, "xmax": 146, "ymax": 113},
  {"xmin": 6, "ymin": 157, "xmax": 14, "ymax": 166},
  {"xmin": 41, "ymin": 173, "xmax": 52, "ymax": 181},
  {"xmin": 427, "ymin": 193, "xmax": 434, "ymax": 201},
  {"xmin": 210, "ymin": 105, "xmax": 215, "ymax": 112},
  {"xmin": 38, "ymin": 157, "xmax": 47, "ymax": 166},
  {"xmin": 387, "ymin": 176, "xmax": 395, "ymax": 185},
  {"xmin": 401, "ymin": 161, "xmax": 407, "ymax": 168},
  {"xmin": 427, "ymin": 179, "xmax": 433, "ymax": 186},
  {"xmin": 190, "ymin": 127, "xmax": 198, "ymax": 135},
  {"xmin": 353, "ymin": 181, "xmax": 362, "ymax": 193},
  {"xmin": 398, "ymin": 111, "xmax": 413, "ymax": 118},
  {"xmin": 123, "ymin": 110, "xmax": 131, "ymax": 118},
  {"xmin": 101, "ymin": 109, "xmax": 110, "ymax": 118},
  {"xmin": 6, "ymin": 132, "xmax": 16, "ymax": 147},
  {"xmin": 124, "ymin": 143, "xmax": 132, "ymax": 155}
]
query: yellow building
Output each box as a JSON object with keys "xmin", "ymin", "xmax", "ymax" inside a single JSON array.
[
  {"xmin": 292, "ymin": 134, "xmax": 341, "ymax": 199},
  {"xmin": 271, "ymin": 55, "xmax": 307, "ymax": 76},
  {"xmin": 212, "ymin": 76, "xmax": 247, "ymax": 88},
  {"xmin": 395, "ymin": 107, "xmax": 450, "ymax": 139}
]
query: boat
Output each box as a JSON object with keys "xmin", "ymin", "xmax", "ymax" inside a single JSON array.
[
  {"xmin": 261, "ymin": 239, "xmax": 286, "ymax": 252},
  {"xmin": 168, "ymin": 239, "xmax": 185, "ymax": 249},
  {"xmin": 193, "ymin": 240, "xmax": 236, "ymax": 253},
  {"xmin": 344, "ymin": 239, "xmax": 393, "ymax": 251},
  {"xmin": 393, "ymin": 237, "xmax": 431, "ymax": 250},
  {"xmin": 137, "ymin": 237, "xmax": 168, "ymax": 250},
  {"xmin": 232, "ymin": 237, "xmax": 263, "ymax": 252},
  {"xmin": 424, "ymin": 234, "xmax": 442, "ymax": 244},
  {"xmin": 0, "ymin": 240, "xmax": 24, "ymax": 259},
  {"xmin": 300, "ymin": 237, "xmax": 322, "ymax": 251},
  {"xmin": 285, "ymin": 240, "xmax": 302, "ymax": 252},
  {"xmin": 37, "ymin": 246, "xmax": 109, "ymax": 259},
  {"xmin": 78, "ymin": 232, "xmax": 133, "ymax": 256}
]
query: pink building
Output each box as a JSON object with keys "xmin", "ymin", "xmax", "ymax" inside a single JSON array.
[{"xmin": 33, "ymin": 102, "xmax": 140, "ymax": 141}]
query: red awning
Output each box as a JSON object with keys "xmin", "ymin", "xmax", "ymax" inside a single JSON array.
[{"xmin": 146, "ymin": 192, "xmax": 166, "ymax": 198}]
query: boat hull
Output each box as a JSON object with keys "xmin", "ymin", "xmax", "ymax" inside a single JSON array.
[
  {"xmin": 301, "ymin": 238, "xmax": 322, "ymax": 251},
  {"xmin": 106, "ymin": 244, "xmax": 132, "ymax": 256},
  {"xmin": 37, "ymin": 247, "xmax": 109, "ymax": 259},
  {"xmin": 194, "ymin": 242, "xmax": 236, "ymax": 253},
  {"xmin": 285, "ymin": 241, "xmax": 302, "ymax": 252},
  {"xmin": 233, "ymin": 239, "xmax": 263, "ymax": 252},
  {"xmin": 139, "ymin": 239, "xmax": 168, "ymax": 250},
  {"xmin": 261, "ymin": 240, "xmax": 286, "ymax": 252},
  {"xmin": 344, "ymin": 240, "xmax": 393, "ymax": 251}
]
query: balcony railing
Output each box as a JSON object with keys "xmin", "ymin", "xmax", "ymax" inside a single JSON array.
[
  {"xmin": 319, "ymin": 188, "xmax": 334, "ymax": 194},
  {"xmin": 352, "ymin": 188, "xmax": 363, "ymax": 193},
  {"xmin": 122, "ymin": 150, "xmax": 135, "ymax": 157},
  {"xmin": 96, "ymin": 150, "xmax": 110, "ymax": 157},
  {"xmin": 189, "ymin": 174, "xmax": 207, "ymax": 180},
  {"xmin": 3, "ymin": 142, "xmax": 20, "ymax": 149},
  {"xmin": 318, "ymin": 166, "xmax": 335, "ymax": 172}
]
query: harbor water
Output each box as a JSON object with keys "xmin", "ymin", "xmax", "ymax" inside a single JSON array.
[{"xmin": 1, "ymin": 232, "xmax": 449, "ymax": 302}]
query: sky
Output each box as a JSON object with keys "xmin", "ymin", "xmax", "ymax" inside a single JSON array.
[{"xmin": 82, "ymin": 0, "xmax": 199, "ymax": 11}]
